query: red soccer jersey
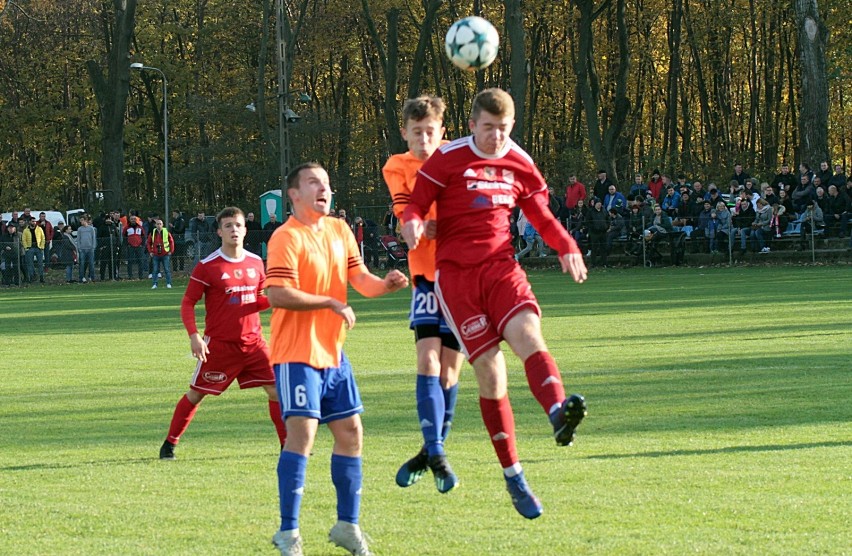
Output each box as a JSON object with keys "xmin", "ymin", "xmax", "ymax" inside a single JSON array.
[
  {"xmin": 404, "ymin": 135, "xmax": 579, "ymax": 267},
  {"xmin": 180, "ymin": 249, "xmax": 270, "ymax": 345}
]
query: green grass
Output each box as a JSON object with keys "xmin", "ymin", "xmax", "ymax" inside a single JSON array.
[{"xmin": 1, "ymin": 265, "xmax": 851, "ymax": 555}]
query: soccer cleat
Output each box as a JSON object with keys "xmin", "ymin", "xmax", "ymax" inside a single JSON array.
[
  {"xmin": 166, "ymin": 284, "xmax": 172, "ymax": 289},
  {"xmin": 271, "ymin": 531, "xmax": 303, "ymax": 556},
  {"xmin": 505, "ymin": 471, "xmax": 543, "ymax": 519},
  {"xmin": 151, "ymin": 284, "xmax": 158, "ymax": 289},
  {"xmin": 394, "ymin": 447, "xmax": 428, "ymax": 487},
  {"xmin": 551, "ymin": 394, "xmax": 587, "ymax": 446},
  {"xmin": 328, "ymin": 521, "xmax": 372, "ymax": 556},
  {"xmin": 427, "ymin": 454, "xmax": 459, "ymax": 493},
  {"xmin": 159, "ymin": 440, "xmax": 176, "ymax": 460}
]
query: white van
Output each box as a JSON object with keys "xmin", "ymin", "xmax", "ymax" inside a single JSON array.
[{"xmin": 2, "ymin": 209, "xmax": 86, "ymax": 232}]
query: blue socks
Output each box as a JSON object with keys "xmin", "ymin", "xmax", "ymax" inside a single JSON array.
[
  {"xmin": 442, "ymin": 383, "xmax": 459, "ymax": 442},
  {"xmin": 331, "ymin": 454, "xmax": 362, "ymax": 524},
  {"xmin": 417, "ymin": 375, "xmax": 446, "ymax": 457},
  {"xmin": 277, "ymin": 450, "xmax": 307, "ymax": 531}
]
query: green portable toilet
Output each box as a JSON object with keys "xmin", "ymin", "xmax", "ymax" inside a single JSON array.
[{"xmin": 259, "ymin": 189, "xmax": 283, "ymax": 259}]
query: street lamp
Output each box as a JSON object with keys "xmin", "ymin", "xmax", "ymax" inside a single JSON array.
[{"xmin": 130, "ymin": 62, "xmax": 170, "ymax": 227}]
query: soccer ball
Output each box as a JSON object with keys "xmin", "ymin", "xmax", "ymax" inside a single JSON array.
[{"xmin": 444, "ymin": 16, "xmax": 499, "ymax": 72}]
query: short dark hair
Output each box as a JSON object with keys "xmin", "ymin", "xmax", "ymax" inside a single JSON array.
[
  {"xmin": 286, "ymin": 162, "xmax": 325, "ymax": 190},
  {"xmin": 402, "ymin": 95, "xmax": 445, "ymax": 127},
  {"xmin": 216, "ymin": 206, "xmax": 244, "ymax": 223}
]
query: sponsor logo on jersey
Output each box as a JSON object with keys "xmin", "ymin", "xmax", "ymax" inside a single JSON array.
[
  {"xmin": 203, "ymin": 371, "xmax": 228, "ymax": 383},
  {"xmin": 484, "ymin": 166, "xmax": 496, "ymax": 179},
  {"xmin": 221, "ymin": 272, "xmax": 231, "ymax": 280},
  {"xmin": 471, "ymin": 195, "xmax": 492, "ymax": 209},
  {"xmin": 502, "ymin": 169, "xmax": 515, "ymax": 184},
  {"xmin": 460, "ymin": 314, "xmax": 489, "ymax": 339},
  {"xmin": 463, "ymin": 168, "xmax": 478, "ymax": 178},
  {"xmin": 332, "ymin": 239, "xmax": 345, "ymax": 259},
  {"xmin": 247, "ymin": 268, "xmax": 257, "ymax": 279},
  {"xmin": 234, "ymin": 269, "xmax": 243, "ymax": 279}
]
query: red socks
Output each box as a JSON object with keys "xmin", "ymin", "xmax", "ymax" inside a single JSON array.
[
  {"xmin": 166, "ymin": 394, "xmax": 199, "ymax": 444},
  {"xmin": 479, "ymin": 396, "xmax": 518, "ymax": 468},
  {"xmin": 268, "ymin": 400, "xmax": 287, "ymax": 446},
  {"xmin": 524, "ymin": 351, "xmax": 565, "ymax": 415}
]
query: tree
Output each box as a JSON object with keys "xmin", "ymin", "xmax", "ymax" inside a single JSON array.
[
  {"xmin": 85, "ymin": 0, "xmax": 137, "ymax": 210},
  {"xmin": 794, "ymin": 0, "xmax": 829, "ymax": 166}
]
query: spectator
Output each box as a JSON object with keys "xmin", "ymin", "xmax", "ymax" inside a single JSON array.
[
  {"xmin": 96, "ymin": 211, "xmax": 121, "ymax": 281},
  {"xmin": 661, "ymin": 185, "xmax": 681, "ymax": 217},
  {"xmin": 21, "ymin": 219, "xmax": 45, "ymax": 284},
  {"xmin": 515, "ymin": 209, "xmax": 546, "ymax": 260},
  {"xmin": 799, "ymin": 201, "xmax": 825, "ymax": 249},
  {"xmin": 603, "ymin": 184, "xmax": 627, "ymax": 216},
  {"xmin": 592, "ymin": 169, "xmax": 612, "ymax": 202},
  {"xmin": 644, "ymin": 204, "xmax": 673, "ymax": 250},
  {"xmin": 707, "ymin": 185, "xmax": 726, "ymax": 210},
  {"xmin": 244, "ymin": 212, "xmax": 263, "ymax": 256},
  {"xmin": 814, "ymin": 185, "xmax": 828, "ymax": 212},
  {"xmin": 76, "ymin": 215, "xmax": 97, "ymax": 283},
  {"xmin": 263, "ymin": 212, "xmax": 283, "ymax": 249},
  {"xmin": 707, "ymin": 209, "xmax": 720, "ymax": 254},
  {"xmin": 691, "ymin": 180, "xmax": 709, "ymax": 201},
  {"xmin": 778, "ymin": 188, "xmax": 795, "ymax": 215},
  {"xmin": 744, "ymin": 178, "xmax": 761, "ymax": 206},
  {"xmin": 382, "ymin": 203, "xmax": 399, "ymax": 236},
  {"xmin": 56, "ymin": 225, "xmax": 77, "ymax": 282},
  {"xmin": 762, "ymin": 183, "xmax": 779, "ymax": 206},
  {"xmin": 189, "ymin": 211, "xmax": 214, "ymax": 266},
  {"xmin": 337, "ymin": 209, "xmax": 351, "ymax": 226},
  {"xmin": 769, "ymin": 203, "xmax": 787, "ymax": 239},
  {"xmin": 731, "ymin": 163, "xmax": 751, "ymax": 186},
  {"xmin": 827, "ymin": 163, "xmax": 847, "ymax": 190},
  {"xmin": 751, "ymin": 198, "xmax": 772, "ymax": 253},
  {"xmin": 547, "ymin": 187, "xmax": 564, "ymax": 231},
  {"xmin": 125, "ymin": 216, "xmax": 146, "ymax": 280},
  {"xmin": 815, "ymin": 161, "xmax": 832, "ymax": 186},
  {"xmin": 714, "ymin": 201, "xmax": 733, "ymax": 253},
  {"xmin": 692, "ymin": 200, "xmax": 714, "ymax": 253},
  {"xmin": 733, "ymin": 194, "xmax": 756, "ymax": 254},
  {"xmin": 1, "ymin": 222, "xmax": 21, "ymax": 286},
  {"xmin": 824, "ymin": 185, "xmax": 849, "ymax": 237},
  {"xmin": 627, "ymin": 201, "xmax": 649, "ymax": 241},
  {"xmin": 605, "ymin": 207, "xmax": 626, "ymax": 258},
  {"xmin": 568, "ymin": 198, "xmax": 589, "ymax": 249},
  {"xmin": 770, "ymin": 163, "xmax": 797, "ymax": 195},
  {"xmin": 36, "ymin": 212, "xmax": 53, "ymax": 271},
  {"xmin": 628, "ymin": 173, "xmax": 648, "ymax": 200},
  {"xmin": 147, "ymin": 217, "xmax": 174, "ymax": 289},
  {"xmin": 586, "ymin": 198, "xmax": 608, "ymax": 267},
  {"xmin": 798, "ymin": 163, "xmax": 814, "ymax": 185},
  {"xmin": 169, "ymin": 209, "xmax": 187, "ymax": 271},
  {"xmin": 353, "ymin": 216, "xmax": 380, "ymax": 269},
  {"xmin": 791, "ymin": 174, "xmax": 816, "ymax": 213},
  {"xmin": 675, "ymin": 173, "xmax": 692, "ymax": 192},
  {"xmin": 647, "ymin": 169, "xmax": 664, "ymax": 201}
]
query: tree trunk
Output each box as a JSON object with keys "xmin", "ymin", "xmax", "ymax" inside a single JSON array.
[
  {"xmin": 794, "ymin": 0, "xmax": 829, "ymax": 166},
  {"xmin": 505, "ymin": 0, "xmax": 527, "ymax": 147},
  {"xmin": 85, "ymin": 0, "xmax": 138, "ymax": 210}
]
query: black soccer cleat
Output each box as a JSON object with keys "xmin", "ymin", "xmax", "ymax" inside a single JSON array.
[
  {"xmin": 395, "ymin": 447, "xmax": 428, "ymax": 487},
  {"xmin": 551, "ymin": 394, "xmax": 587, "ymax": 446},
  {"xmin": 159, "ymin": 440, "xmax": 176, "ymax": 460},
  {"xmin": 427, "ymin": 454, "xmax": 459, "ymax": 493}
]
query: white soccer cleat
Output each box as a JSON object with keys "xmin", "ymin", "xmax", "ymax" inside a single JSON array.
[
  {"xmin": 272, "ymin": 530, "xmax": 303, "ymax": 556},
  {"xmin": 151, "ymin": 284, "xmax": 157, "ymax": 289},
  {"xmin": 328, "ymin": 521, "xmax": 372, "ymax": 556},
  {"xmin": 166, "ymin": 284, "xmax": 172, "ymax": 289}
]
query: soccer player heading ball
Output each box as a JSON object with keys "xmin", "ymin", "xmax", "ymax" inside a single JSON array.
[{"xmin": 402, "ymin": 88, "xmax": 588, "ymax": 519}]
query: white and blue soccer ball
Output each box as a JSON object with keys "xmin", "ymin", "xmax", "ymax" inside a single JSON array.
[{"xmin": 444, "ymin": 16, "xmax": 499, "ymax": 72}]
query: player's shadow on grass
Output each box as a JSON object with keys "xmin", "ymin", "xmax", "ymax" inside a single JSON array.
[{"xmin": 584, "ymin": 439, "xmax": 851, "ymax": 460}]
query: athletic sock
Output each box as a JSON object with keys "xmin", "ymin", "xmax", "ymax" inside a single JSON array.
[
  {"xmin": 417, "ymin": 375, "xmax": 445, "ymax": 457},
  {"xmin": 331, "ymin": 454, "xmax": 362, "ymax": 524},
  {"xmin": 166, "ymin": 394, "xmax": 199, "ymax": 444},
  {"xmin": 479, "ymin": 396, "xmax": 518, "ymax": 469},
  {"xmin": 441, "ymin": 383, "xmax": 459, "ymax": 443},
  {"xmin": 268, "ymin": 400, "xmax": 287, "ymax": 446},
  {"xmin": 523, "ymin": 351, "xmax": 566, "ymax": 415},
  {"xmin": 277, "ymin": 450, "xmax": 308, "ymax": 531}
]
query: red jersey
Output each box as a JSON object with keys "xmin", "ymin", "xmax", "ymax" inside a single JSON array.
[
  {"xmin": 180, "ymin": 249, "xmax": 270, "ymax": 345},
  {"xmin": 404, "ymin": 136, "xmax": 579, "ymax": 267}
]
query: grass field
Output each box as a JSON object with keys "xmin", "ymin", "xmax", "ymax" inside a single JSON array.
[{"xmin": 1, "ymin": 265, "xmax": 850, "ymax": 555}]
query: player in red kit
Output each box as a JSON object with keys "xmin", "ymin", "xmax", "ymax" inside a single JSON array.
[
  {"xmin": 159, "ymin": 206, "xmax": 287, "ymax": 460},
  {"xmin": 402, "ymin": 88, "xmax": 589, "ymax": 519}
]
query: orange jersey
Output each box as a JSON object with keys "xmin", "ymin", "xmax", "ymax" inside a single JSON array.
[
  {"xmin": 266, "ymin": 216, "xmax": 367, "ymax": 368},
  {"xmin": 382, "ymin": 151, "xmax": 438, "ymax": 280}
]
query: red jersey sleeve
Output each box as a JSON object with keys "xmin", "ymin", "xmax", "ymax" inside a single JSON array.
[
  {"xmin": 520, "ymin": 190, "xmax": 581, "ymax": 256},
  {"xmin": 403, "ymin": 154, "xmax": 445, "ymax": 224},
  {"xmin": 180, "ymin": 265, "xmax": 207, "ymax": 336}
]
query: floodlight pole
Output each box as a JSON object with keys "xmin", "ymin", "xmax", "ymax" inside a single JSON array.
[
  {"xmin": 276, "ymin": 0, "xmax": 292, "ymax": 189},
  {"xmin": 130, "ymin": 63, "xmax": 170, "ymax": 228}
]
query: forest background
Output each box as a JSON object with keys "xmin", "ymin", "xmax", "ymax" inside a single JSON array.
[{"xmin": 0, "ymin": 0, "xmax": 849, "ymax": 216}]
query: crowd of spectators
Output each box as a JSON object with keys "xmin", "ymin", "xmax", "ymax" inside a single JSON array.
[{"xmin": 510, "ymin": 162, "xmax": 852, "ymax": 266}]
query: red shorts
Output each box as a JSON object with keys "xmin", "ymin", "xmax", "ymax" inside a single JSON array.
[
  {"xmin": 190, "ymin": 336, "xmax": 274, "ymax": 395},
  {"xmin": 435, "ymin": 258, "xmax": 540, "ymax": 362}
]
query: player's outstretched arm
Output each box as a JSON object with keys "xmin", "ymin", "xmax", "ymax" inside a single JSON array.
[
  {"xmin": 559, "ymin": 253, "xmax": 588, "ymax": 283},
  {"xmin": 267, "ymin": 285, "xmax": 356, "ymax": 329},
  {"xmin": 350, "ymin": 269, "xmax": 409, "ymax": 298}
]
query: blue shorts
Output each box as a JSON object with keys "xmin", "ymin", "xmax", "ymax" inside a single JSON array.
[
  {"xmin": 273, "ymin": 353, "xmax": 363, "ymax": 424},
  {"xmin": 409, "ymin": 277, "xmax": 452, "ymax": 336}
]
